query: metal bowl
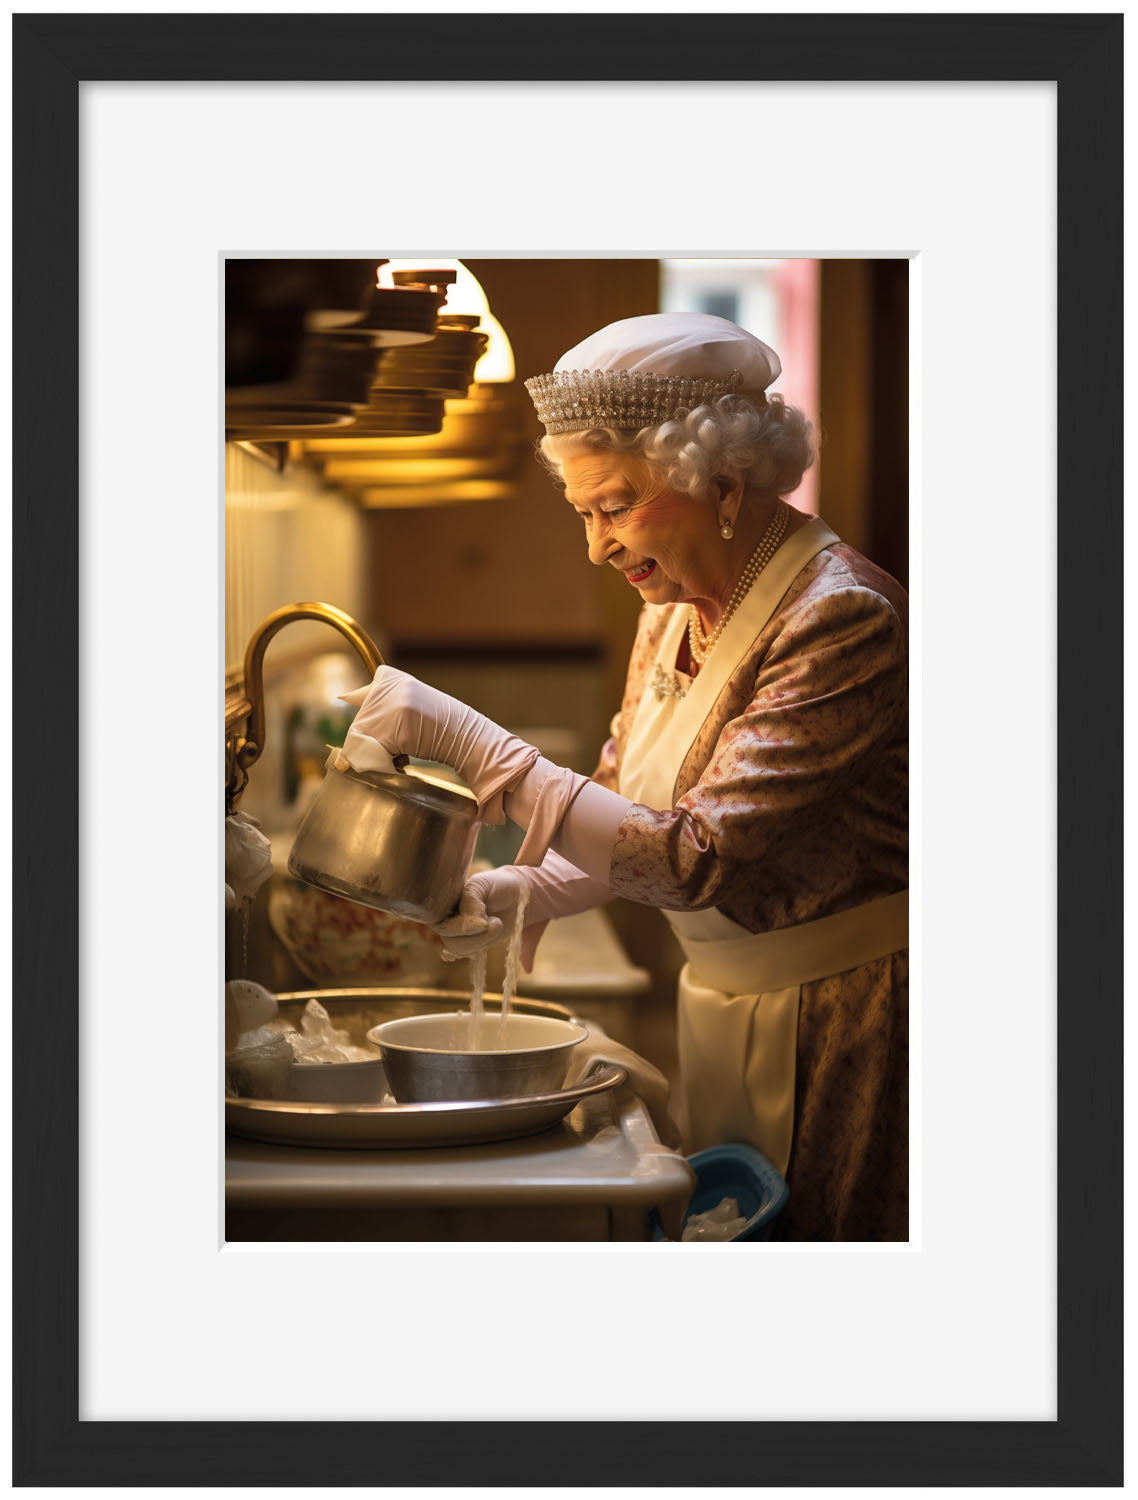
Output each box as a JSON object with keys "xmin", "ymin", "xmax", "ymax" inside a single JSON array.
[{"xmin": 368, "ymin": 1011, "xmax": 589, "ymax": 1103}]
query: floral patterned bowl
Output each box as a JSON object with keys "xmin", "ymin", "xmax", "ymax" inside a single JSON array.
[{"xmin": 268, "ymin": 875, "xmax": 448, "ymax": 990}]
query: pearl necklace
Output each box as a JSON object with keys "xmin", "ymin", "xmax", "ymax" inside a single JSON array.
[{"xmin": 687, "ymin": 501, "xmax": 789, "ymax": 667}]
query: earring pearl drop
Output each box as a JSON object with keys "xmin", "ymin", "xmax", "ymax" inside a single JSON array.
[{"xmin": 720, "ymin": 521, "xmax": 735, "ymax": 540}]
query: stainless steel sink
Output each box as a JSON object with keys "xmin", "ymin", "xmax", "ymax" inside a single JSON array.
[{"xmin": 271, "ymin": 985, "xmax": 575, "ymax": 1044}]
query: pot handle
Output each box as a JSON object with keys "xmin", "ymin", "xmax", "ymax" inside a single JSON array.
[{"xmin": 327, "ymin": 744, "xmax": 410, "ymax": 776}]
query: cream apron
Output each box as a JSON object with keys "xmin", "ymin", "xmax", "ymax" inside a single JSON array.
[{"xmin": 618, "ymin": 516, "xmax": 908, "ymax": 1173}]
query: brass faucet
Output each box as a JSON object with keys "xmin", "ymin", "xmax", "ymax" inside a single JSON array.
[{"xmin": 226, "ymin": 601, "xmax": 385, "ymax": 809}]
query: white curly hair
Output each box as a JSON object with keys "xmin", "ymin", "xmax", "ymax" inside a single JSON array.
[{"xmin": 537, "ymin": 393, "xmax": 817, "ymax": 502}]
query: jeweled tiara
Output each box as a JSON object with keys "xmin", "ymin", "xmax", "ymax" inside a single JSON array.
[{"xmin": 524, "ymin": 368, "xmax": 744, "ymax": 434}]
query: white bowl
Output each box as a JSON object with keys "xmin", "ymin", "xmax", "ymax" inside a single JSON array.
[{"xmin": 286, "ymin": 1053, "xmax": 387, "ymax": 1104}]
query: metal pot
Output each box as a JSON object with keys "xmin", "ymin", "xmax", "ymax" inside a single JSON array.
[{"xmin": 287, "ymin": 759, "xmax": 480, "ymax": 925}]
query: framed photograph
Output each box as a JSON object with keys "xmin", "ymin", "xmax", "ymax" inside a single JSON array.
[{"xmin": 13, "ymin": 11, "xmax": 1121, "ymax": 1487}]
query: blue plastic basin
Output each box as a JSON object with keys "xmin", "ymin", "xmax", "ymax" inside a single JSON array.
[{"xmin": 654, "ymin": 1143, "xmax": 789, "ymax": 1242}]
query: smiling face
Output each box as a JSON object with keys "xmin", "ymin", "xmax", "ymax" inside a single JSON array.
[{"xmin": 561, "ymin": 449, "xmax": 728, "ymax": 609}]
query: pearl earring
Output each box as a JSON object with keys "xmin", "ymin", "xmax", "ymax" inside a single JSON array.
[{"xmin": 720, "ymin": 521, "xmax": 735, "ymax": 540}]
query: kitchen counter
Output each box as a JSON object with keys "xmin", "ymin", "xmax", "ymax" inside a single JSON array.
[{"xmin": 226, "ymin": 1085, "xmax": 694, "ymax": 1243}]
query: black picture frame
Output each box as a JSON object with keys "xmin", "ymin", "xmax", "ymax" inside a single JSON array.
[{"xmin": 12, "ymin": 12, "xmax": 1121, "ymax": 1487}]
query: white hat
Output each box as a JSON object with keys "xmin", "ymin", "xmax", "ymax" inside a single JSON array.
[
  {"xmin": 557, "ymin": 312, "xmax": 779, "ymax": 392},
  {"xmin": 526, "ymin": 312, "xmax": 780, "ymax": 434}
]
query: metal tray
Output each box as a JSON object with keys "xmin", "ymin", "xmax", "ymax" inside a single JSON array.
[{"xmin": 225, "ymin": 1064, "xmax": 626, "ymax": 1150}]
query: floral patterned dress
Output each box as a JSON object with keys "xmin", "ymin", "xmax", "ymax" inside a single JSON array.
[{"xmin": 593, "ymin": 525, "xmax": 908, "ymax": 1242}]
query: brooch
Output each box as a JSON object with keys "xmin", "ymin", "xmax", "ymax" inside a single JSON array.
[{"xmin": 652, "ymin": 663, "xmax": 686, "ymax": 701}]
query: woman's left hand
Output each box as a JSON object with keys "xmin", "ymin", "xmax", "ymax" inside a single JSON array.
[
  {"xmin": 340, "ymin": 666, "xmax": 541, "ymax": 824},
  {"xmin": 431, "ymin": 867, "xmax": 531, "ymax": 959}
]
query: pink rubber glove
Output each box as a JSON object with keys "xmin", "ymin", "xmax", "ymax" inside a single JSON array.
[
  {"xmin": 343, "ymin": 667, "xmax": 635, "ymax": 871},
  {"xmin": 505, "ymin": 760, "xmax": 631, "ymax": 880},
  {"xmin": 340, "ymin": 666, "xmax": 541, "ymax": 826},
  {"xmin": 432, "ymin": 853, "xmax": 614, "ymax": 970}
]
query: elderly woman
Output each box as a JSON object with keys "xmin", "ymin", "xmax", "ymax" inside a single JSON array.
[{"xmin": 344, "ymin": 313, "xmax": 908, "ymax": 1242}]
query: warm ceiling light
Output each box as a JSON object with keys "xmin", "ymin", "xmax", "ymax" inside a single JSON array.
[
  {"xmin": 378, "ymin": 259, "xmax": 514, "ymax": 383},
  {"xmin": 290, "ymin": 265, "xmax": 522, "ymax": 507},
  {"xmin": 378, "ymin": 258, "xmax": 487, "ymax": 313}
]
